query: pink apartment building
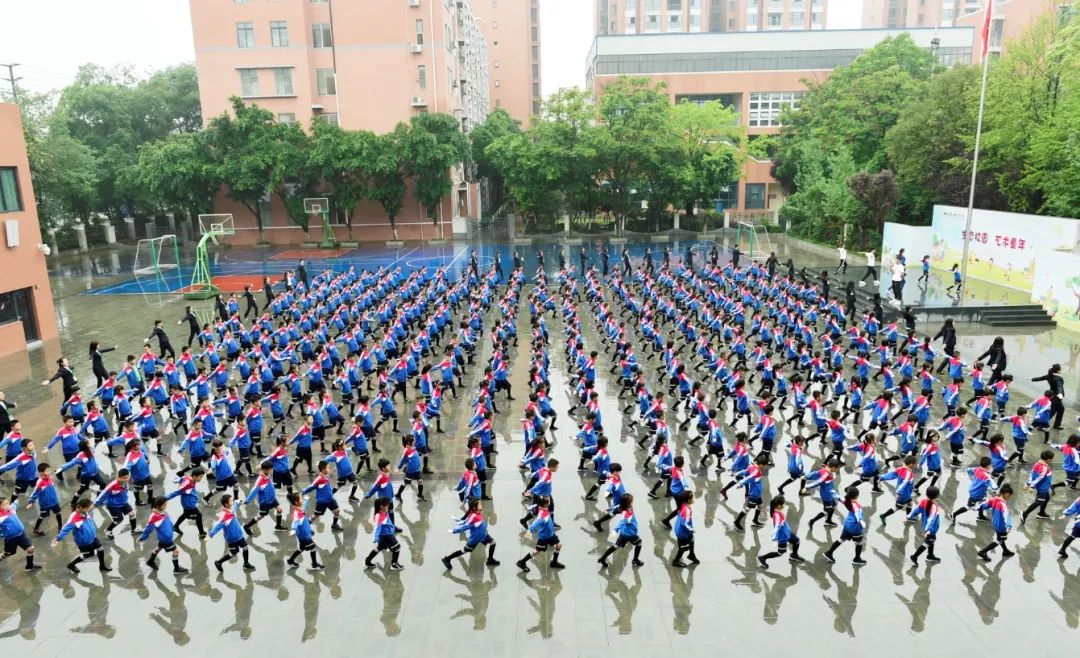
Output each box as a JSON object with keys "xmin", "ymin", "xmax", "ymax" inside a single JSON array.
[{"xmin": 189, "ymin": 0, "xmax": 534, "ymax": 244}]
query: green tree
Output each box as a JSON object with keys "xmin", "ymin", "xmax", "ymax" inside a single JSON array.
[
  {"xmin": 368, "ymin": 125, "xmax": 409, "ymax": 241},
  {"xmin": 469, "ymin": 108, "xmax": 521, "ymax": 216},
  {"xmin": 132, "ymin": 131, "xmax": 219, "ymax": 221},
  {"xmin": 28, "ymin": 132, "xmax": 99, "ymax": 227},
  {"xmin": 592, "ymin": 77, "xmax": 672, "ymax": 234},
  {"xmin": 205, "ymin": 98, "xmax": 304, "ymax": 242},
  {"xmin": 309, "ymin": 122, "xmax": 376, "ymax": 240},
  {"xmin": 668, "ymin": 99, "xmax": 744, "ymax": 221},
  {"xmin": 404, "ymin": 112, "xmax": 471, "ymax": 238}
]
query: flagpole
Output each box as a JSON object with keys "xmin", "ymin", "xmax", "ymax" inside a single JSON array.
[{"xmin": 960, "ymin": 2, "xmax": 994, "ymax": 298}]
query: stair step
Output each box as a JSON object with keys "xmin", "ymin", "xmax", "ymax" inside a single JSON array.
[{"xmin": 983, "ymin": 319, "xmax": 1056, "ymax": 327}]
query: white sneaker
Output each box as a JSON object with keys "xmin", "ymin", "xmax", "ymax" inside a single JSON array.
[{"xmin": 858, "ymin": 281, "xmax": 866, "ymax": 287}]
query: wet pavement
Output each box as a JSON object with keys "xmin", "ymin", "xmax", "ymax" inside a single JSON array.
[{"xmin": 0, "ymin": 237, "xmax": 1076, "ymax": 655}]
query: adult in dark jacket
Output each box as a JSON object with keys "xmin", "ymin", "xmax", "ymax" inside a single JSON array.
[
  {"xmin": 0, "ymin": 391, "xmax": 17, "ymax": 436},
  {"xmin": 88, "ymin": 341, "xmax": 117, "ymax": 386},
  {"xmin": 178, "ymin": 305, "xmax": 200, "ymax": 347},
  {"xmin": 297, "ymin": 259, "xmax": 309, "ymax": 289},
  {"xmin": 976, "ymin": 337, "xmax": 1008, "ymax": 384},
  {"xmin": 1032, "ymin": 364, "xmax": 1066, "ymax": 429},
  {"xmin": 933, "ymin": 319, "xmax": 958, "ymax": 373},
  {"xmin": 146, "ymin": 320, "xmax": 176, "ymax": 359},
  {"xmin": 263, "ymin": 277, "xmax": 275, "ymax": 308},
  {"xmin": 41, "ymin": 357, "xmax": 79, "ymax": 399}
]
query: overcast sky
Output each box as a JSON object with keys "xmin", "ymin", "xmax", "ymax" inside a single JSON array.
[{"xmin": 0, "ymin": 0, "xmax": 861, "ymax": 98}]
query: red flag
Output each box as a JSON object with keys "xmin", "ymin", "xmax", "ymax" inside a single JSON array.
[{"xmin": 981, "ymin": 0, "xmax": 994, "ymax": 56}]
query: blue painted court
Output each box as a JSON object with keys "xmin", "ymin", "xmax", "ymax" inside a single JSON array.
[{"xmin": 81, "ymin": 240, "xmax": 728, "ymax": 295}]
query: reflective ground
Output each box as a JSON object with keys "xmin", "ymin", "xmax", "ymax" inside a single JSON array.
[{"xmin": 0, "ymin": 236, "xmax": 1076, "ymax": 655}]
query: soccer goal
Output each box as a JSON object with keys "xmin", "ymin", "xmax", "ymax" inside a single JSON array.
[
  {"xmin": 735, "ymin": 221, "xmax": 773, "ymax": 261},
  {"xmin": 184, "ymin": 214, "xmax": 235, "ymax": 300},
  {"xmin": 133, "ymin": 234, "xmax": 182, "ymax": 303}
]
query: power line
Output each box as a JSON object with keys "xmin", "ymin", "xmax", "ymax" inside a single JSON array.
[{"xmin": 1, "ymin": 63, "xmax": 21, "ymax": 102}]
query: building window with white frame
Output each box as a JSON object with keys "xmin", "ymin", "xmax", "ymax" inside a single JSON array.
[
  {"xmin": 418, "ymin": 64, "xmax": 427, "ymax": 89},
  {"xmin": 316, "ymin": 69, "xmax": 336, "ymax": 95},
  {"xmin": 319, "ymin": 113, "xmax": 339, "ymax": 126},
  {"xmin": 766, "ymin": 12, "xmax": 782, "ymax": 28},
  {"xmin": 270, "ymin": 21, "xmax": 289, "ymax": 47},
  {"xmin": 277, "ymin": 113, "xmax": 296, "ymax": 124},
  {"xmin": 239, "ymin": 69, "xmax": 259, "ymax": 97},
  {"xmin": 236, "ymin": 22, "xmax": 255, "ymax": 48},
  {"xmin": 312, "ymin": 23, "xmax": 333, "ymax": 48},
  {"xmin": 747, "ymin": 91, "xmax": 803, "ymax": 127},
  {"xmin": 415, "ymin": 19, "xmax": 424, "ymax": 45},
  {"xmin": 274, "ymin": 68, "xmax": 294, "ymax": 95}
]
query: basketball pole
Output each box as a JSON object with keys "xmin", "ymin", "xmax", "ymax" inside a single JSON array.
[{"xmin": 320, "ymin": 206, "xmax": 337, "ymax": 249}]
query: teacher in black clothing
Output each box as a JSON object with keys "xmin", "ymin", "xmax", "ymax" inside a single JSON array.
[
  {"xmin": 263, "ymin": 276, "xmax": 275, "ymax": 308},
  {"xmin": 146, "ymin": 320, "xmax": 176, "ymax": 359},
  {"xmin": 976, "ymin": 337, "xmax": 1008, "ymax": 384},
  {"xmin": 178, "ymin": 305, "xmax": 200, "ymax": 347},
  {"xmin": 88, "ymin": 341, "xmax": 117, "ymax": 386},
  {"xmin": 933, "ymin": 319, "xmax": 958, "ymax": 373},
  {"xmin": 0, "ymin": 391, "xmax": 17, "ymax": 437},
  {"xmin": 1032, "ymin": 364, "xmax": 1066, "ymax": 429},
  {"xmin": 297, "ymin": 259, "xmax": 309, "ymax": 289},
  {"xmin": 42, "ymin": 357, "xmax": 79, "ymax": 399}
]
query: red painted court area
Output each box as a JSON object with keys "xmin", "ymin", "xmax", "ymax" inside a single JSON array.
[
  {"xmin": 271, "ymin": 248, "xmax": 354, "ymax": 261},
  {"xmin": 179, "ymin": 274, "xmax": 265, "ymax": 294}
]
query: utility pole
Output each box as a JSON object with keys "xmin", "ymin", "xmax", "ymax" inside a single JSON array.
[{"xmin": 1, "ymin": 63, "xmax": 20, "ymax": 103}]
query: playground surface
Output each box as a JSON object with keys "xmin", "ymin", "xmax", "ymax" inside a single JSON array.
[{"xmin": 0, "ymin": 237, "xmax": 1074, "ymax": 656}]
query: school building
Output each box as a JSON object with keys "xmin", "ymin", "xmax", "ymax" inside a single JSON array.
[
  {"xmin": 188, "ymin": 0, "xmax": 541, "ymax": 243},
  {"xmin": 0, "ymin": 103, "xmax": 59, "ymax": 359},
  {"xmin": 587, "ymin": 27, "xmax": 975, "ymax": 217}
]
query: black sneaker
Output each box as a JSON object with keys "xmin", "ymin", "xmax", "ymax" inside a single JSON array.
[
  {"xmin": 592, "ymin": 520, "xmax": 604, "ymax": 533},
  {"xmin": 516, "ymin": 558, "xmax": 530, "ymax": 572},
  {"xmin": 631, "ymin": 559, "xmax": 645, "ymax": 567},
  {"xmin": 485, "ymin": 558, "xmax": 500, "ymax": 567},
  {"xmin": 173, "ymin": 566, "xmax": 190, "ymax": 574},
  {"xmin": 311, "ymin": 563, "xmax": 325, "ymax": 571},
  {"xmin": 823, "ymin": 553, "xmax": 836, "ymax": 564},
  {"xmin": 25, "ymin": 564, "xmax": 42, "ymax": 572},
  {"xmin": 757, "ymin": 556, "xmax": 769, "ymax": 569},
  {"xmin": 926, "ymin": 556, "xmax": 941, "ymax": 563},
  {"xmin": 242, "ymin": 563, "xmax": 257, "ymax": 571},
  {"xmin": 549, "ymin": 560, "xmax": 566, "ymax": 569},
  {"xmin": 441, "ymin": 556, "xmax": 453, "ymax": 571},
  {"xmin": 390, "ymin": 562, "xmax": 404, "ymax": 571},
  {"xmin": 852, "ymin": 557, "xmax": 867, "ymax": 566}
]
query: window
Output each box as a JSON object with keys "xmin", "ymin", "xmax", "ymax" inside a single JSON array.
[
  {"xmin": 418, "ymin": 64, "xmax": 427, "ymax": 89},
  {"xmin": 747, "ymin": 92, "xmax": 803, "ymax": 127},
  {"xmin": 532, "ymin": 63, "xmax": 539, "ymax": 80},
  {"xmin": 0, "ymin": 167, "xmax": 22, "ymax": 213},
  {"xmin": 745, "ymin": 183, "xmax": 766, "ymax": 209},
  {"xmin": 494, "ymin": 80, "xmax": 500, "ymax": 88},
  {"xmin": 274, "ymin": 68, "xmax": 294, "ymax": 95},
  {"xmin": 767, "ymin": 12, "xmax": 782, "ymax": 27},
  {"xmin": 494, "ymin": 60, "xmax": 500, "ymax": 68},
  {"xmin": 493, "ymin": 20, "xmax": 498, "ymax": 28},
  {"xmin": 415, "ymin": 19, "xmax": 424, "ymax": 45},
  {"xmin": 270, "ymin": 21, "xmax": 288, "ymax": 47},
  {"xmin": 445, "ymin": 24, "xmax": 452, "ymax": 50},
  {"xmin": 236, "ymin": 22, "xmax": 255, "ymax": 48},
  {"xmin": 310, "ymin": 0, "xmax": 327, "ymax": 3},
  {"xmin": 495, "ymin": 99, "xmax": 501, "ymax": 108},
  {"xmin": 668, "ymin": 0, "xmax": 682, "ymax": 8},
  {"xmin": 645, "ymin": 0, "xmax": 660, "ymax": 9},
  {"xmin": 790, "ymin": 11, "xmax": 803, "ymax": 23},
  {"xmin": 532, "ymin": 45, "xmax": 538, "ymax": 59},
  {"xmin": 319, "ymin": 113, "xmax": 339, "ymax": 126},
  {"xmin": 312, "ymin": 23, "xmax": 333, "ymax": 48},
  {"xmin": 716, "ymin": 184, "xmax": 738, "ymax": 211},
  {"xmin": 239, "ymin": 69, "xmax": 259, "ymax": 97},
  {"xmin": 531, "ymin": 26, "xmax": 538, "ymax": 41},
  {"xmin": 811, "ymin": 11, "xmax": 822, "ymax": 24},
  {"xmin": 277, "ymin": 113, "xmax": 297, "ymax": 124},
  {"xmin": 316, "ymin": 68, "xmax": 336, "ymax": 95}
]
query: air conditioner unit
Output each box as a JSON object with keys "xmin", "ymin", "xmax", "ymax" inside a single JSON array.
[
  {"xmin": 409, "ymin": 0, "xmax": 421, "ymax": 7},
  {"xmin": 311, "ymin": 104, "xmax": 325, "ymax": 111},
  {"xmin": 411, "ymin": 96, "xmax": 427, "ymax": 107},
  {"xmin": 410, "ymin": 43, "xmax": 423, "ymax": 53}
]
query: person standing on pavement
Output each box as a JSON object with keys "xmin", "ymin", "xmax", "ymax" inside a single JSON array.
[
  {"xmin": 178, "ymin": 305, "xmax": 200, "ymax": 347},
  {"xmin": 145, "ymin": 320, "xmax": 176, "ymax": 359},
  {"xmin": 836, "ymin": 243, "xmax": 848, "ymax": 275},
  {"xmin": 88, "ymin": 342, "xmax": 118, "ymax": 387},
  {"xmin": 976, "ymin": 337, "xmax": 1008, "ymax": 384},
  {"xmin": 1032, "ymin": 364, "xmax": 1066, "ymax": 430},
  {"xmin": 42, "ymin": 358, "xmax": 79, "ymax": 400},
  {"xmin": 933, "ymin": 319, "xmax": 958, "ymax": 373},
  {"xmin": 296, "ymin": 259, "xmax": 309, "ymax": 289},
  {"xmin": 890, "ymin": 257, "xmax": 906, "ymax": 305},
  {"xmin": 600, "ymin": 246, "xmax": 610, "ymax": 276},
  {"xmin": 859, "ymin": 250, "xmax": 878, "ymax": 287},
  {"xmin": 0, "ymin": 392, "xmax": 16, "ymax": 438}
]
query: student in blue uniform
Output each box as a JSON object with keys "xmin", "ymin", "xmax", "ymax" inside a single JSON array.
[
  {"xmin": 907, "ymin": 486, "xmax": 942, "ymax": 566},
  {"xmin": 0, "ymin": 498, "xmax": 39, "ymax": 571},
  {"xmin": 52, "ymin": 498, "xmax": 112, "ymax": 574},
  {"xmin": 671, "ymin": 491, "xmax": 699, "ymax": 568},
  {"xmin": 441, "ymin": 497, "xmax": 499, "ymax": 571},
  {"xmin": 285, "ymin": 492, "xmax": 325, "ymax": 570},
  {"xmin": 758, "ymin": 495, "xmax": 805, "ymax": 568},
  {"xmin": 822, "ymin": 487, "xmax": 868, "ymax": 565},
  {"xmin": 597, "ymin": 494, "xmax": 644, "ymax": 568},
  {"xmin": 364, "ymin": 497, "xmax": 403, "ymax": 570},
  {"xmin": 243, "ymin": 461, "xmax": 286, "ymax": 534},
  {"xmin": 976, "ymin": 484, "xmax": 1015, "ymax": 561},
  {"xmin": 137, "ymin": 496, "xmax": 189, "ymax": 573},
  {"xmin": 26, "ymin": 463, "xmax": 63, "ymax": 536},
  {"xmin": 205, "ymin": 493, "xmax": 256, "ymax": 572},
  {"xmin": 168, "ymin": 467, "xmax": 207, "ymax": 538},
  {"xmin": 1060, "ymin": 495, "xmax": 1080, "ymax": 559},
  {"xmin": 516, "ymin": 496, "xmax": 564, "ymax": 572}
]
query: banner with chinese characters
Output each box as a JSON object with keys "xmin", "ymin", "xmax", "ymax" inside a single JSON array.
[{"xmin": 931, "ymin": 205, "xmax": 1080, "ymax": 293}]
